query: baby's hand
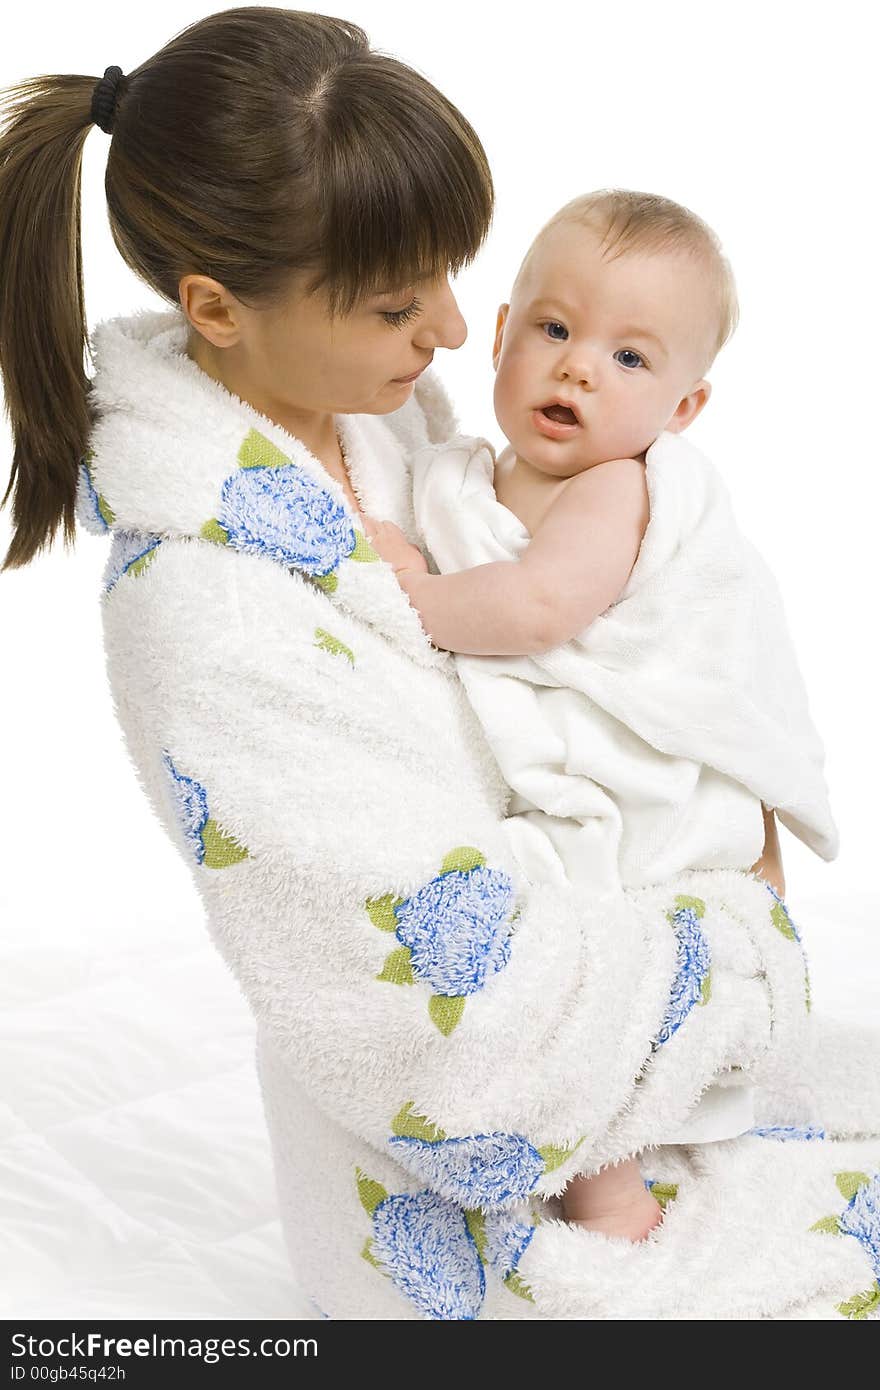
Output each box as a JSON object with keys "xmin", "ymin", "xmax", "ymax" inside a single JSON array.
[{"xmin": 364, "ymin": 518, "xmax": 429, "ymax": 575}]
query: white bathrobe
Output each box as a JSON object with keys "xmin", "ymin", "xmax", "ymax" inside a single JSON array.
[{"xmin": 74, "ymin": 306, "xmax": 880, "ymax": 1321}]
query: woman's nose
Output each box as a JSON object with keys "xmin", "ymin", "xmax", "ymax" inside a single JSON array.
[{"xmin": 414, "ymin": 278, "xmax": 468, "ymax": 351}]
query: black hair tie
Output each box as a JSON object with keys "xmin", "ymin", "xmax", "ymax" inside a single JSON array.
[{"xmin": 91, "ymin": 66, "xmax": 124, "ymax": 135}]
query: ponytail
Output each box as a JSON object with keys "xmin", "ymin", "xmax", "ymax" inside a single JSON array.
[{"xmin": 0, "ymin": 74, "xmax": 100, "ymax": 570}]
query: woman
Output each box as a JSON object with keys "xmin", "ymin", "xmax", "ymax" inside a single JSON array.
[{"xmin": 2, "ymin": 8, "xmax": 877, "ymax": 1320}]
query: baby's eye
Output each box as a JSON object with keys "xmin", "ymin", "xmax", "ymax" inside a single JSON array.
[
  {"xmin": 541, "ymin": 321, "xmax": 568, "ymax": 341},
  {"xmin": 614, "ymin": 348, "xmax": 645, "ymax": 369}
]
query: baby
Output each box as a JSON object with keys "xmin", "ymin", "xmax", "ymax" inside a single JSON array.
[{"xmin": 366, "ymin": 190, "xmax": 836, "ymax": 1242}]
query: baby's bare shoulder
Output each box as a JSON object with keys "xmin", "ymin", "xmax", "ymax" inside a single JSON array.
[
  {"xmin": 529, "ymin": 457, "xmax": 648, "ymax": 556},
  {"xmin": 577, "ymin": 454, "xmax": 646, "ymax": 482},
  {"xmin": 558, "ymin": 455, "xmax": 648, "ymax": 512}
]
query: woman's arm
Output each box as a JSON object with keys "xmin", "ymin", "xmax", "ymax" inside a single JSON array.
[{"xmin": 369, "ymin": 457, "xmax": 649, "ymax": 655}]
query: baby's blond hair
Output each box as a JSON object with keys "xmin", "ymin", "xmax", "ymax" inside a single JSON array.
[{"xmin": 514, "ymin": 189, "xmax": 739, "ymax": 369}]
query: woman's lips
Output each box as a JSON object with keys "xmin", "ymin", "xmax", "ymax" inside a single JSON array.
[
  {"xmin": 531, "ymin": 407, "xmax": 581, "ymax": 439},
  {"xmin": 393, "ymin": 365, "xmax": 429, "ymax": 383}
]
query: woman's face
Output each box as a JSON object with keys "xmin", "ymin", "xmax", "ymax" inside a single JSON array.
[{"xmin": 183, "ymin": 269, "xmax": 468, "ymax": 424}]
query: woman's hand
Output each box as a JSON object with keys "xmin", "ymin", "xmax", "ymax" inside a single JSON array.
[{"xmin": 364, "ymin": 517, "xmax": 429, "ymax": 575}]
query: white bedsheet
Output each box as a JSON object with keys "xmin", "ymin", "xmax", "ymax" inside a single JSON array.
[
  {"xmin": 0, "ymin": 907, "xmax": 308, "ymax": 1320},
  {"xmin": 1, "ymin": 885, "xmax": 876, "ymax": 1320}
]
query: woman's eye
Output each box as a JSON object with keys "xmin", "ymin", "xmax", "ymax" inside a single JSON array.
[
  {"xmin": 614, "ymin": 348, "xmax": 645, "ymax": 369},
  {"xmin": 382, "ymin": 296, "xmax": 423, "ymax": 327},
  {"xmin": 541, "ymin": 321, "xmax": 568, "ymax": 341}
]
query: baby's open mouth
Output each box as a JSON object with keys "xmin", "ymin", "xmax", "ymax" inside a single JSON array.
[{"xmin": 540, "ymin": 403, "xmax": 579, "ymax": 425}]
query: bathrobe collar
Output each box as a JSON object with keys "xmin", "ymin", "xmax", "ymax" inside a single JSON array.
[{"xmin": 76, "ymin": 307, "xmax": 452, "ymax": 668}]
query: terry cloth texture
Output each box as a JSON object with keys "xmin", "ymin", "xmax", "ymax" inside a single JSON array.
[{"xmin": 76, "ymin": 307, "xmax": 879, "ymax": 1321}]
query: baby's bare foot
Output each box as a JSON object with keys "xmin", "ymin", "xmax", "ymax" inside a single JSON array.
[{"xmin": 567, "ymin": 1193, "xmax": 664, "ymax": 1243}]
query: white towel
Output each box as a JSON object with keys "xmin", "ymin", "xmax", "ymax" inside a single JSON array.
[{"xmin": 412, "ymin": 429, "xmax": 838, "ymax": 896}]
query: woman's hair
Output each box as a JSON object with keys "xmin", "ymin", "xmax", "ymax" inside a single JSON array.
[
  {"xmin": 0, "ymin": 7, "xmax": 494, "ymax": 570},
  {"xmin": 514, "ymin": 188, "xmax": 739, "ymax": 369}
]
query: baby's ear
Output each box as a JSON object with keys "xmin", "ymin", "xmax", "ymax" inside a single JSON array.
[
  {"xmin": 666, "ymin": 379, "xmax": 712, "ymax": 434},
  {"xmin": 492, "ymin": 304, "xmax": 510, "ymax": 370}
]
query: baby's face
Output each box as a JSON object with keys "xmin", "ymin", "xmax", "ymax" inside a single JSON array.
[{"xmin": 492, "ymin": 221, "xmax": 716, "ymax": 475}]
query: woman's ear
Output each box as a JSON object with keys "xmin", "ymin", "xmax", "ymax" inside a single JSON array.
[
  {"xmin": 179, "ymin": 274, "xmax": 242, "ymax": 348},
  {"xmin": 492, "ymin": 304, "xmax": 509, "ymax": 370},
  {"xmin": 665, "ymin": 379, "xmax": 712, "ymax": 434}
]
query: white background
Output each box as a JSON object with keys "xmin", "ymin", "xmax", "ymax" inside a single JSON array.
[{"xmin": 1, "ymin": 1, "xmax": 878, "ymax": 1319}]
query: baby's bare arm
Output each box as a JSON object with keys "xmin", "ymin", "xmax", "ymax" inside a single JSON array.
[{"xmin": 396, "ymin": 458, "xmax": 649, "ymax": 656}]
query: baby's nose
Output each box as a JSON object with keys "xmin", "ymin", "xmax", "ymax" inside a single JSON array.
[
  {"xmin": 559, "ymin": 348, "xmax": 599, "ymax": 388},
  {"xmin": 561, "ymin": 366, "xmax": 595, "ymax": 388}
]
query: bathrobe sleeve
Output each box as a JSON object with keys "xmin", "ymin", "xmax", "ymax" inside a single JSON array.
[{"xmin": 101, "ymin": 519, "xmax": 812, "ymax": 1212}]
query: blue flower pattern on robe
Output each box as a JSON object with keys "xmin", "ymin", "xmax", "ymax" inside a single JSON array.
[
  {"xmin": 388, "ymin": 1131, "xmax": 546, "ymax": 1210},
  {"xmin": 394, "ymin": 865, "xmax": 515, "ymax": 996},
  {"xmin": 749, "ymin": 1124, "xmax": 825, "ymax": 1141},
  {"xmin": 103, "ymin": 528, "xmax": 162, "ymax": 594},
  {"xmin": 76, "ymin": 456, "xmax": 110, "ymax": 534},
  {"xmin": 162, "ymin": 751, "xmax": 209, "ymax": 865},
  {"xmin": 839, "ymin": 1174, "xmax": 880, "ymax": 1281},
  {"xmin": 653, "ymin": 905, "xmax": 711, "ymax": 1049},
  {"xmin": 764, "ymin": 883, "xmax": 812, "ymax": 1012},
  {"xmin": 370, "ymin": 1191, "xmax": 486, "ymax": 1320},
  {"xmin": 357, "ymin": 1164, "xmax": 536, "ymax": 1319},
  {"xmin": 765, "ymin": 883, "xmax": 802, "ymax": 940},
  {"xmin": 217, "ymin": 464, "xmax": 355, "ymax": 576},
  {"xmin": 482, "ymin": 1211, "xmax": 536, "ymax": 1278}
]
